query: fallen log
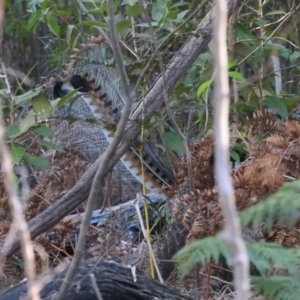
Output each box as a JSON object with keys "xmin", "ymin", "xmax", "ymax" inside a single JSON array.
[{"xmin": 0, "ymin": 258, "xmax": 191, "ymax": 300}]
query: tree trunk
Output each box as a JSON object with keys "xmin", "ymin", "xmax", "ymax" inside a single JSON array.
[{"xmin": 0, "ymin": 258, "xmax": 191, "ymax": 300}]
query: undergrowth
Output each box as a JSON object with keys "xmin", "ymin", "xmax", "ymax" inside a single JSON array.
[{"xmin": 174, "ymin": 180, "xmax": 300, "ymax": 300}]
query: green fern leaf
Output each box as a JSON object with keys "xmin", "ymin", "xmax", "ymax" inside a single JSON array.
[
  {"xmin": 246, "ymin": 242, "xmax": 300, "ymax": 276},
  {"xmin": 240, "ymin": 180, "xmax": 300, "ymax": 230},
  {"xmin": 173, "ymin": 236, "xmax": 230, "ymax": 278},
  {"xmin": 252, "ymin": 276, "xmax": 300, "ymax": 300}
]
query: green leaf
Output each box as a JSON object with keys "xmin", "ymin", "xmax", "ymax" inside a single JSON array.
[
  {"xmin": 10, "ymin": 146, "xmax": 25, "ymax": 164},
  {"xmin": 228, "ymin": 60, "xmax": 237, "ymax": 69},
  {"xmin": 282, "ymin": 96, "xmax": 300, "ymax": 112},
  {"xmin": 289, "ymin": 51, "xmax": 300, "ymax": 63},
  {"xmin": 122, "ymin": 0, "xmax": 138, "ymax": 5},
  {"xmin": 230, "ymin": 151, "xmax": 240, "ymax": 162},
  {"xmin": 38, "ymin": 140, "xmax": 64, "ymax": 152},
  {"xmin": 33, "ymin": 125, "xmax": 55, "ymax": 138},
  {"xmin": 79, "ymin": 20, "xmax": 109, "ymax": 29},
  {"xmin": 162, "ymin": 132, "xmax": 185, "ymax": 156},
  {"xmin": 23, "ymin": 152, "xmax": 51, "ymax": 169},
  {"xmin": 52, "ymin": 89, "xmax": 78, "ymax": 108},
  {"xmin": 262, "ymin": 43, "xmax": 287, "ymax": 57},
  {"xmin": 32, "ymin": 94, "xmax": 52, "ymax": 118},
  {"xmin": 255, "ymin": 19, "xmax": 268, "ymax": 27},
  {"xmin": 27, "ymin": 10, "xmax": 42, "ymax": 31},
  {"xmin": 174, "ymin": 83, "xmax": 189, "ymax": 97},
  {"xmin": 170, "ymin": 1, "xmax": 189, "ymax": 9},
  {"xmin": 66, "ymin": 25, "xmax": 75, "ymax": 46},
  {"xmin": 6, "ymin": 124, "xmax": 20, "ymax": 139},
  {"xmin": 47, "ymin": 14, "xmax": 60, "ymax": 38},
  {"xmin": 126, "ymin": 4, "xmax": 141, "ymax": 17},
  {"xmin": 228, "ymin": 71, "xmax": 245, "ymax": 82},
  {"xmin": 265, "ymin": 10, "xmax": 285, "ymax": 16},
  {"xmin": 116, "ymin": 20, "xmax": 131, "ymax": 33},
  {"xmin": 197, "ymin": 109, "xmax": 206, "ymax": 124},
  {"xmin": 229, "ymin": 101, "xmax": 256, "ymax": 112},
  {"xmin": 197, "ymin": 79, "xmax": 212, "ymax": 98},
  {"xmin": 55, "ymin": 9, "xmax": 71, "ymax": 16},
  {"xmin": 232, "ymin": 142, "xmax": 248, "ymax": 155},
  {"xmin": 151, "ymin": 2, "xmax": 164, "ymax": 22},
  {"xmin": 177, "ymin": 9, "xmax": 189, "ymax": 21},
  {"xmin": 236, "ymin": 23, "xmax": 257, "ymax": 43},
  {"xmin": 265, "ymin": 95, "xmax": 288, "ymax": 118},
  {"xmin": 14, "ymin": 87, "xmax": 43, "ymax": 106},
  {"xmin": 136, "ymin": 22, "xmax": 158, "ymax": 27},
  {"xmin": 19, "ymin": 114, "xmax": 36, "ymax": 134},
  {"xmin": 84, "ymin": 8, "xmax": 104, "ymax": 16}
]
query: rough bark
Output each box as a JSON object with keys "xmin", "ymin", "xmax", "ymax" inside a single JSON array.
[{"xmin": 0, "ymin": 259, "xmax": 191, "ymax": 300}]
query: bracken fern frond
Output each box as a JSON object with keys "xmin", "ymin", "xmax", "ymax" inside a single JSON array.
[
  {"xmin": 240, "ymin": 180, "xmax": 300, "ymax": 230},
  {"xmin": 173, "ymin": 236, "xmax": 230, "ymax": 278},
  {"xmin": 247, "ymin": 242, "xmax": 300, "ymax": 276},
  {"xmin": 174, "ymin": 237, "xmax": 300, "ymax": 280},
  {"xmin": 251, "ymin": 276, "xmax": 300, "ymax": 300}
]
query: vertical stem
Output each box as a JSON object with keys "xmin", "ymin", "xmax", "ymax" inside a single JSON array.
[{"xmin": 212, "ymin": 1, "xmax": 250, "ymax": 299}]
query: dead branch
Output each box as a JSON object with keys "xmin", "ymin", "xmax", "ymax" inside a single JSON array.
[
  {"xmin": 212, "ymin": 1, "xmax": 250, "ymax": 299},
  {"xmin": 0, "ymin": 258, "xmax": 191, "ymax": 300}
]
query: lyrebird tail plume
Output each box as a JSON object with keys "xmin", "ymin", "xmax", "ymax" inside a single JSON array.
[{"xmin": 44, "ymin": 40, "xmax": 174, "ymax": 197}]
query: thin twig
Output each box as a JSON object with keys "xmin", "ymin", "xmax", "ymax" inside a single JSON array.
[
  {"xmin": 89, "ymin": 273, "xmax": 103, "ymax": 300},
  {"xmin": 54, "ymin": 0, "xmax": 134, "ymax": 298},
  {"xmin": 212, "ymin": 1, "xmax": 250, "ymax": 299},
  {"xmin": 133, "ymin": 194, "xmax": 163, "ymax": 283},
  {"xmin": 138, "ymin": 106, "xmax": 155, "ymax": 277},
  {"xmin": 0, "ymin": 62, "xmax": 40, "ymax": 299}
]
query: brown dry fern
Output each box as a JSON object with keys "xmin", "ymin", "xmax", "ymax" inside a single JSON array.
[{"xmin": 167, "ymin": 110, "xmax": 300, "ymax": 291}]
